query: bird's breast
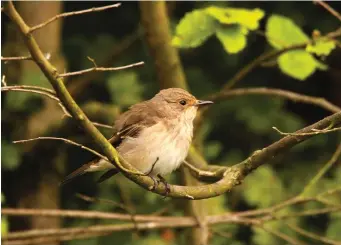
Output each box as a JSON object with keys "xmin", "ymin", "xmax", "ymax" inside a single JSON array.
[{"xmin": 117, "ymin": 118, "xmax": 193, "ymax": 176}]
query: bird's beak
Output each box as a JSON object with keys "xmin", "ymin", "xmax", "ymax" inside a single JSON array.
[{"xmin": 195, "ymin": 100, "xmax": 214, "ymax": 106}]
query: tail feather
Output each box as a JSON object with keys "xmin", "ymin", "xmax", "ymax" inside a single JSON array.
[
  {"xmin": 60, "ymin": 160, "xmax": 97, "ymax": 186},
  {"xmin": 97, "ymin": 169, "xmax": 119, "ymax": 183}
]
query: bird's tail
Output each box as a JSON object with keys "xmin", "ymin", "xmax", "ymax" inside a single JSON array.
[
  {"xmin": 60, "ymin": 160, "xmax": 98, "ymax": 185},
  {"xmin": 60, "ymin": 159, "xmax": 119, "ymax": 185}
]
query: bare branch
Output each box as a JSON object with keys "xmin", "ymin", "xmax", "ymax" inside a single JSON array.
[
  {"xmin": 1, "ymin": 55, "xmax": 32, "ymax": 61},
  {"xmin": 272, "ymin": 126, "xmax": 341, "ymax": 136},
  {"xmin": 314, "ymin": 0, "xmax": 341, "ymax": 22},
  {"xmin": 1, "ymin": 53, "xmax": 51, "ymax": 62},
  {"xmin": 29, "ymin": 3, "xmax": 121, "ymax": 33},
  {"xmin": 209, "ymin": 87, "xmax": 341, "ymax": 114},
  {"xmin": 13, "ymin": 137, "xmax": 108, "ymax": 162},
  {"xmin": 58, "ymin": 61, "xmax": 144, "ymax": 78},
  {"xmin": 286, "ymin": 222, "xmax": 341, "ymax": 245},
  {"xmin": 301, "ymin": 142, "xmax": 341, "ymax": 196}
]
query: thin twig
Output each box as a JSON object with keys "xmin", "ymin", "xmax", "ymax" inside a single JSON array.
[
  {"xmin": 209, "ymin": 87, "xmax": 341, "ymax": 113},
  {"xmin": 1, "ymin": 55, "xmax": 32, "ymax": 61},
  {"xmin": 29, "ymin": 3, "xmax": 121, "ymax": 33},
  {"xmin": 314, "ymin": 0, "xmax": 341, "ymax": 22},
  {"xmin": 58, "ymin": 61, "xmax": 144, "ymax": 78},
  {"xmin": 272, "ymin": 126, "xmax": 341, "ymax": 136},
  {"xmin": 301, "ymin": 142, "xmax": 341, "ymax": 196},
  {"xmin": 13, "ymin": 137, "xmax": 108, "ymax": 162},
  {"xmin": 286, "ymin": 222, "xmax": 341, "ymax": 245}
]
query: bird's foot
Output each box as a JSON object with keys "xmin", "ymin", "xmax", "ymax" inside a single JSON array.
[
  {"xmin": 148, "ymin": 176, "xmax": 160, "ymax": 191},
  {"xmin": 157, "ymin": 174, "xmax": 171, "ymax": 197}
]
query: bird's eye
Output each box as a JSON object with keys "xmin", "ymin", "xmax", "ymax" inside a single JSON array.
[{"xmin": 179, "ymin": 100, "xmax": 187, "ymax": 106}]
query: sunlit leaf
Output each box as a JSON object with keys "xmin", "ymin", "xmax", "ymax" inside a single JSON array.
[
  {"xmin": 172, "ymin": 10, "xmax": 217, "ymax": 48},
  {"xmin": 277, "ymin": 50, "xmax": 326, "ymax": 80},
  {"xmin": 266, "ymin": 14, "xmax": 309, "ymax": 49},
  {"xmin": 306, "ymin": 39, "xmax": 336, "ymax": 56},
  {"xmin": 216, "ymin": 25, "xmax": 247, "ymax": 53},
  {"xmin": 206, "ymin": 6, "xmax": 265, "ymax": 30}
]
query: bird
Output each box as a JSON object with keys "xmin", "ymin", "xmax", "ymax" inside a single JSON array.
[{"xmin": 62, "ymin": 88, "xmax": 213, "ymax": 192}]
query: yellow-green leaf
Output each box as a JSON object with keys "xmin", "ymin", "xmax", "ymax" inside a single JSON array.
[
  {"xmin": 172, "ymin": 10, "xmax": 217, "ymax": 48},
  {"xmin": 277, "ymin": 50, "xmax": 324, "ymax": 80},
  {"xmin": 306, "ymin": 39, "xmax": 336, "ymax": 56},
  {"xmin": 206, "ymin": 6, "xmax": 264, "ymax": 30},
  {"xmin": 266, "ymin": 14, "xmax": 309, "ymax": 49},
  {"xmin": 216, "ymin": 25, "xmax": 247, "ymax": 54}
]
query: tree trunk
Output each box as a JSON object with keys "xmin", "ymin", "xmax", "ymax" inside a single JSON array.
[{"xmin": 139, "ymin": 2, "xmax": 208, "ymax": 245}]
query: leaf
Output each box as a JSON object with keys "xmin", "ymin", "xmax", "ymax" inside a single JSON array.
[
  {"xmin": 242, "ymin": 166, "xmax": 286, "ymax": 208},
  {"xmin": 277, "ymin": 50, "xmax": 326, "ymax": 80},
  {"xmin": 5, "ymin": 71, "xmax": 49, "ymax": 111},
  {"xmin": 1, "ymin": 141, "xmax": 21, "ymax": 170},
  {"xmin": 327, "ymin": 213, "xmax": 341, "ymax": 240},
  {"xmin": 266, "ymin": 14, "xmax": 309, "ymax": 49},
  {"xmin": 107, "ymin": 71, "xmax": 143, "ymax": 107},
  {"xmin": 216, "ymin": 25, "xmax": 247, "ymax": 53},
  {"xmin": 306, "ymin": 39, "xmax": 336, "ymax": 56},
  {"xmin": 206, "ymin": 6, "xmax": 265, "ymax": 30},
  {"xmin": 172, "ymin": 10, "xmax": 217, "ymax": 48}
]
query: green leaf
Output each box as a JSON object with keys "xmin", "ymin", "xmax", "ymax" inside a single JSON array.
[
  {"xmin": 277, "ymin": 50, "xmax": 326, "ymax": 80},
  {"xmin": 107, "ymin": 71, "xmax": 143, "ymax": 107},
  {"xmin": 242, "ymin": 166, "xmax": 286, "ymax": 208},
  {"xmin": 1, "ymin": 141, "xmax": 21, "ymax": 170},
  {"xmin": 172, "ymin": 10, "xmax": 217, "ymax": 48},
  {"xmin": 216, "ymin": 25, "xmax": 247, "ymax": 53},
  {"xmin": 327, "ymin": 213, "xmax": 341, "ymax": 240},
  {"xmin": 5, "ymin": 71, "xmax": 49, "ymax": 111},
  {"xmin": 206, "ymin": 6, "xmax": 265, "ymax": 30},
  {"xmin": 266, "ymin": 14, "xmax": 309, "ymax": 49},
  {"xmin": 306, "ymin": 39, "xmax": 336, "ymax": 56}
]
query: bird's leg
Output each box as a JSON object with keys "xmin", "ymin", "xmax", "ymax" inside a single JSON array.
[
  {"xmin": 157, "ymin": 174, "xmax": 171, "ymax": 196},
  {"xmin": 145, "ymin": 157, "xmax": 159, "ymax": 176},
  {"xmin": 145, "ymin": 157, "xmax": 159, "ymax": 191}
]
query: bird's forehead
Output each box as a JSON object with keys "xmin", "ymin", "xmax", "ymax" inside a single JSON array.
[{"xmin": 157, "ymin": 88, "xmax": 196, "ymax": 101}]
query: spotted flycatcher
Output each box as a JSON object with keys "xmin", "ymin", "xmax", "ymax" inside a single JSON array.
[{"xmin": 63, "ymin": 88, "xmax": 213, "ymax": 190}]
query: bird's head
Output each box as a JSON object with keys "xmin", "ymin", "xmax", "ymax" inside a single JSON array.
[{"xmin": 153, "ymin": 88, "xmax": 213, "ymax": 122}]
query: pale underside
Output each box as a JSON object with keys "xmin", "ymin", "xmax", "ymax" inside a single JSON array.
[{"xmin": 86, "ymin": 106, "xmax": 196, "ymax": 176}]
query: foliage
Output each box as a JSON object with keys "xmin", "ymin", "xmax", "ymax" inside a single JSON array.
[{"xmin": 172, "ymin": 6, "xmax": 264, "ymax": 53}]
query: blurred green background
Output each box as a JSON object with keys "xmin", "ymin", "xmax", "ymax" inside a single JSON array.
[{"xmin": 1, "ymin": 1, "xmax": 341, "ymax": 245}]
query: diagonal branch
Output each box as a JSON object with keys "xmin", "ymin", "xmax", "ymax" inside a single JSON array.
[{"xmin": 29, "ymin": 3, "xmax": 121, "ymax": 33}]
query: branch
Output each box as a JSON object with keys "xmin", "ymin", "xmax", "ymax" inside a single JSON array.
[
  {"xmin": 13, "ymin": 137, "xmax": 108, "ymax": 162},
  {"xmin": 314, "ymin": 0, "xmax": 341, "ymax": 22},
  {"xmin": 1, "ymin": 55, "xmax": 32, "ymax": 61},
  {"xmin": 301, "ymin": 142, "xmax": 341, "ymax": 196},
  {"xmin": 208, "ymin": 87, "xmax": 341, "ymax": 114},
  {"xmin": 29, "ymin": 3, "xmax": 121, "ymax": 33},
  {"xmin": 58, "ymin": 61, "xmax": 144, "ymax": 78}
]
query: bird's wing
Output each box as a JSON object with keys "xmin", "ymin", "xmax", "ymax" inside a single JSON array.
[{"xmin": 61, "ymin": 101, "xmax": 160, "ymax": 185}]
